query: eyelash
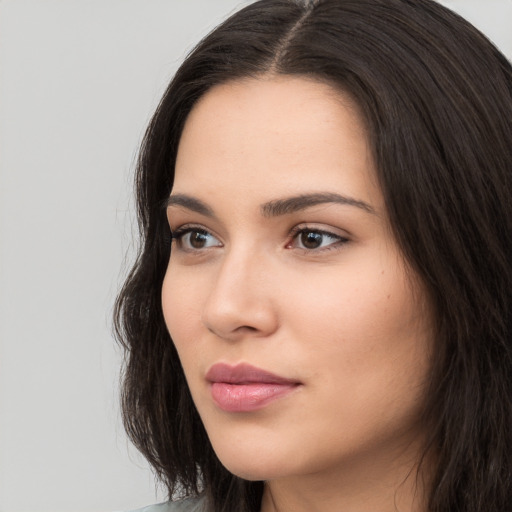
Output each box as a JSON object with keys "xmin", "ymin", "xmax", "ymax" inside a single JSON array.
[{"xmin": 170, "ymin": 225, "xmax": 349, "ymax": 253}]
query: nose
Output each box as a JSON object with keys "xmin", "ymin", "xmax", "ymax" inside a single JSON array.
[{"xmin": 201, "ymin": 248, "xmax": 279, "ymax": 342}]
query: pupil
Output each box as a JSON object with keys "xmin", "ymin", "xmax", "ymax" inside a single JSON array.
[
  {"xmin": 301, "ymin": 231, "xmax": 322, "ymax": 249},
  {"xmin": 190, "ymin": 231, "xmax": 207, "ymax": 248}
]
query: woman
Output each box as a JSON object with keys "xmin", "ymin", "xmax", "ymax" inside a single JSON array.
[{"xmin": 115, "ymin": 1, "xmax": 512, "ymax": 511}]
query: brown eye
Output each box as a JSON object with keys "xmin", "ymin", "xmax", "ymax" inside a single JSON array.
[
  {"xmin": 189, "ymin": 231, "xmax": 208, "ymax": 249},
  {"xmin": 172, "ymin": 228, "xmax": 222, "ymax": 251},
  {"xmin": 300, "ymin": 231, "xmax": 323, "ymax": 249},
  {"xmin": 290, "ymin": 228, "xmax": 347, "ymax": 251}
]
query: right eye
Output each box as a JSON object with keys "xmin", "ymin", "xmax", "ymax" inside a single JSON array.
[{"xmin": 171, "ymin": 227, "xmax": 222, "ymax": 251}]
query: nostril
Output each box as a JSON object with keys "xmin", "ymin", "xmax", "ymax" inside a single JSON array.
[
  {"xmin": 236, "ymin": 325, "xmax": 258, "ymax": 333},
  {"xmin": 207, "ymin": 325, "xmax": 257, "ymax": 334}
]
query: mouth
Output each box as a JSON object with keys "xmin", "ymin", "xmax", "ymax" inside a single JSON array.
[{"xmin": 205, "ymin": 363, "xmax": 302, "ymax": 412}]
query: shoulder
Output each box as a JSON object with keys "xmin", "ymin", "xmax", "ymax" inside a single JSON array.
[{"xmin": 128, "ymin": 495, "xmax": 207, "ymax": 512}]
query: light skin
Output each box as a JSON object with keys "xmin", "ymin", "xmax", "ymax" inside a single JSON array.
[{"xmin": 162, "ymin": 76, "xmax": 433, "ymax": 512}]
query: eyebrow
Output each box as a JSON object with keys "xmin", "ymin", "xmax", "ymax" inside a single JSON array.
[
  {"xmin": 260, "ymin": 192, "xmax": 376, "ymax": 216},
  {"xmin": 166, "ymin": 192, "xmax": 376, "ymax": 217},
  {"xmin": 166, "ymin": 194, "xmax": 214, "ymax": 217}
]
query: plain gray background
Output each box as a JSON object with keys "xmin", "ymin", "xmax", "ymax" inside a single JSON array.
[{"xmin": 0, "ymin": 1, "xmax": 511, "ymax": 511}]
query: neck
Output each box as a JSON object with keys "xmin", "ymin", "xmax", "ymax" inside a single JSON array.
[{"xmin": 260, "ymin": 440, "xmax": 431, "ymax": 512}]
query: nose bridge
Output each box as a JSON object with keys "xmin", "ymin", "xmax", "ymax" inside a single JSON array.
[{"xmin": 201, "ymin": 242, "xmax": 277, "ymax": 339}]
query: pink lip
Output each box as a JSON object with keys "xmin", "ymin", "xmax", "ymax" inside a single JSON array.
[{"xmin": 205, "ymin": 363, "xmax": 301, "ymax": 412}]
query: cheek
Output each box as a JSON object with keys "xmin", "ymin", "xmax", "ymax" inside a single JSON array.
[
  {"xmin": 161, "ymin": 268, "xmax": 210, "ymax": 412},
  {"xmin": 287, "ymin": 255, "xmax": 422, "ymax": 342},
  {"xmin": 161, "ymin": 267, "xmax": 203, "ymax": 353},
  {"xmin": 283, "ymin": 253, "xmax": 431, "ymax": 396}
]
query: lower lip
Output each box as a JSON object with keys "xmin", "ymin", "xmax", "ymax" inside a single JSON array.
[{"xmin": 210, "ymin": 382, "xmax": 299, "ymax": 412}]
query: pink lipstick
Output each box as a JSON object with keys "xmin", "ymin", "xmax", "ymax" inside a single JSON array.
[{"xmin": 206, "ymin": 363, "xmax": 300, "ymax": 412}]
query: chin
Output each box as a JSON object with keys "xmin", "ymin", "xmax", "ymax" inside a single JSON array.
[
  {"xmin": 212, "ymin": 444, "xmax": 293, "ymax": 482},
  {"xmin": 220, "ymin": 461, "xmax": 286, "ymax": 482}
]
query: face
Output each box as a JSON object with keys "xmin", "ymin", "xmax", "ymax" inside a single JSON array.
[{"xmin": 162, "ymin": 77, "xmax": 432, "ymax": 483}]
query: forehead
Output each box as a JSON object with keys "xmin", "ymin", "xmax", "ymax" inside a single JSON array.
[{"xmin": 173, "ymin": 76, "xmax": 381, "ymax": 211}]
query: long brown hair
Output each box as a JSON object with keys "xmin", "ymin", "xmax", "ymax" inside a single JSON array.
[{"xmin": 114, "ymin": 1, "xmax": 512, "ymax": 510}]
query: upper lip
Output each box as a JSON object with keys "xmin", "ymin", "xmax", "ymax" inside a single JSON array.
[{"xmin": 206, "ymin": 363, "xmax": 299, "ymax": 385}]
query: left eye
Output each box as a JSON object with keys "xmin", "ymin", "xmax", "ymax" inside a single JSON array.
[
  {"xmin": 290, "ymin": 229, "xmax": 346, "ymax": 250},
  {"xmin": 172, "ymin": 228, "xmax": 222, "ymax": 250}
]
